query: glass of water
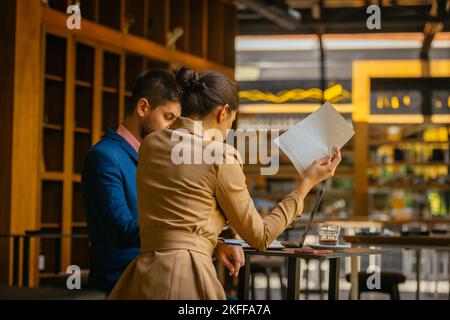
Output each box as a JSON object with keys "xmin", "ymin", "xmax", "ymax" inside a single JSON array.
[{"xmin": 318, "ymin": 224, "xmax": 341, "ymax": 246}]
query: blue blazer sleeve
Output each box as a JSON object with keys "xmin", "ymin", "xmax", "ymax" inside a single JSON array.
[{"xmin": 83, "ymin": 149, "xmax": 139, "ymax": 247}]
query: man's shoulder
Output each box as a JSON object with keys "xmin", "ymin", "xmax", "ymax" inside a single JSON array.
[{"xmin": 86, "ymin": 135, "xmax": 123, "ymax": 164}]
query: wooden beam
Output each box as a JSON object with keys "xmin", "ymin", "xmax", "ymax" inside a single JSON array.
[
  {"xmin": 183, "ymin": 0, "xmax": 190, "ymax": 52},
  {"xmin": 119, "ymin": 53, "xmax": 126, "ymax": 123},
  {"xmin": 354, "ymin": 122, "xmax": 368, "ymax": 217},
  {"xmin": 0, "ymin": 0, "xmax": 16, "ymax": 286},
  {"xmin": 201, "ymin": 0, "xmax": 208, "ymax": 58},
  {"xmin": 61, "ymin": 34, "xmax": 76, "ymax": 271},
  {"xmin": 41, "ymin": 7, "xmax": 233, "ymax": 78},
  {"xmin": 207, "ymin": 0, "xmax": 225, "ymax": 64},
  {"xmin": 420, "ymin": 0, "xmax": 446, "ymax": 60},
  {"xmin": 92, "ymin": 47, "xmax": 104, "ymax": 145},
  {"xmin": 9, "ymin": 0, "xmax": 42, "ymax": 286}
]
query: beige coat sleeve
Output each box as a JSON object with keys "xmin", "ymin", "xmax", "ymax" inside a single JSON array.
[{"xmin": 215, "ymin": 159, "xmax": 304, "ymax": 251}]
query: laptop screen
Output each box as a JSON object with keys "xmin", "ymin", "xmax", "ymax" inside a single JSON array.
[{"xmin": 298, "ymin": 187, "xmax": 325, "ymax": 247}]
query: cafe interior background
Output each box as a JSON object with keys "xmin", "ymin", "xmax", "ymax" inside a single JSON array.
[{"xmin": 0, "ymin": 0, "xmax": 449, "ymax": 300}]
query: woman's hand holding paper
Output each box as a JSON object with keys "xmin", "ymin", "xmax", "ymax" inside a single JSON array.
[{"xmin": 296, "ymin": 148, "xmax": 342, "ymax": 198}]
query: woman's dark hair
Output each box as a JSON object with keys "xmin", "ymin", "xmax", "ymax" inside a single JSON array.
[
  {"xmin": 127, "ymin": 68, "xmax": 181, "ymax": 116},
  {"xmin": 174, "ymin": 66, "xmax": 239, "ymax": 117}
]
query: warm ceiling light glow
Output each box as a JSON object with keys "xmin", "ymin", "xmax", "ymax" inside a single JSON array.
[
  {"xmin": 323, "ymin": 39, "xmax": 423, "ymax": 50},
  {"xmin": 391, "ymin": 96, "xmax": 399, "ymax": 109},
  {"xmin": 377, "ymin": 96, "xmax": 383, "ymax": 109},
  {"xmin": 235, "ymin": 36, "xmax": 318, "ymax": 51},
  {"xmin": 431, "ymin": 40, "xmax": 450, "ymax": 48},
  {"xmin": 388, "ymin": 126, "xmax": 401, "ymax": 141},
  {"xmin": 403, "ymin": 95, "xmax": 411, "ymax": 106},
  {"xmin": 383, "ymin": 95, "xmax": 390, "ymax": 108},
  {"xmin": 235, "ymin": 66, "xmax": 261, "ymax": 81}
]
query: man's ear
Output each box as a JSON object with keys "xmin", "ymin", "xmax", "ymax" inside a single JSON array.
[{"xmin": 136, "ymin": 98, "xmax": 149, "ymax": 117}]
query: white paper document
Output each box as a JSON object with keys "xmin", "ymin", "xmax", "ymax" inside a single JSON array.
[{"xmin": 274, "ymin": 102, "xmax": 355, "ymax": 176}]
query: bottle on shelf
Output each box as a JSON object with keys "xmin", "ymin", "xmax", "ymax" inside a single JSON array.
[{"xmin": 39, "ymin": 247, "xmax": 46, "ymax": 272}]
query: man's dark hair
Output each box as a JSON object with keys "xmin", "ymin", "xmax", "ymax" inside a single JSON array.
[{"xmin": 127, "ymin": 69, "xmax": 181, "ymax": 116}]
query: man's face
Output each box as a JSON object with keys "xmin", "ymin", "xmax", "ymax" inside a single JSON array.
[{"xmin": 139, "ymin": 100, "xmax": 181, "ymax": 139}]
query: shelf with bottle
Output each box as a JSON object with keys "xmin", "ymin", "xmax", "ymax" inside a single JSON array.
[
  {"xmin": 368, "ymin": 188, "xmax": 448, "ymax": 219},
  {"xmin": 37, "ymin": 227, "xmax": 62, "ymax": 278},
  {"xmin": 368, "ymin": 126, "xmax": 449, "ymax": 183},
  {"xmin": 369, "ymin": 162, "xmax": 449, "ymax": 168},
  {"xmin": 368, "ymin": 184, "xmax": 450, "ymax": 190},
  {"xmin": 237, "ymin": 115, "xmax": 306, "ymax": 131},
  {"xmin": 251, "ymin": 190, "xmax": 354, "ymax": 201},
  {"xmin": 368, "ymin": 166, "xmax": 449, "ymax": 187},
  {"xmin": 243, "ymin": 164, "xmax": 354, "ymax": 177},
  {"xmin": 369, "ymin": 143, "xmax": 449, "ymax": 166}
]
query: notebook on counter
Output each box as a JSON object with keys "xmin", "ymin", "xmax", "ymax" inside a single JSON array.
[
  {"xmin": 274, "ymin": 102, "xmax": 355, "ymax": 176},
  {"xmin": 224, "ymin": 239, "xmax": 285, "ymax": 249},
  {"xmin": 223, "ymin": 240, "xmax": 333, "ymax": 254}
]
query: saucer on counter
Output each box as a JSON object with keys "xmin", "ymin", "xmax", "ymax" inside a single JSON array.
[{"xmin": 308, "ymin": 243, "xmax": 350, "ymax": 251}]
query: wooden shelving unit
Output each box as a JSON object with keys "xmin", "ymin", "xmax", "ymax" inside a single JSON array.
[
  {"xmin": 41, "ymin": 1, "xmax": 235, "ymax": 74},
  {"xmin": 358, "ymin": 68, "xmax": 450, "ymax": 218}
]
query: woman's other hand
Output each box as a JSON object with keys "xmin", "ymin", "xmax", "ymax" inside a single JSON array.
[
  {"xmin": 215, "ymin": 241, "xmax": 245, "ymax": 277},
  {"xmin": 297, "ymin": 148, "xmax": 342, "ymax": 197}
]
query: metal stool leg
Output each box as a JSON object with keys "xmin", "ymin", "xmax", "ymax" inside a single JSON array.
[{"xmin": 265, "ymin": 267, "xmax": 271, "ymax": 300}]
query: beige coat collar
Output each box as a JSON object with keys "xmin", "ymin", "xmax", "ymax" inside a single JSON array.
[{"xmin": 170, "ymin": 116, "xmax": 205, "ymax": 138}]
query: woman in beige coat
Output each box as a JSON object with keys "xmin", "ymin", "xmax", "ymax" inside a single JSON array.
[{"xmin": 108, "ymin": 66, "xmax": 341, "ymax": 300}]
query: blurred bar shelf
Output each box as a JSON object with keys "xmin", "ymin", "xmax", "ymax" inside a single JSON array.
[
  {"xmin": 369, "ymin": 162, "xmax": 449, "ymax": 167},
  {"xmin": 368, "ymin": 184, "xmax": 450, "ymax": 190},
  {"xmin": 369, "ymin": 140, "xmax": 449, "ymax": 146}
]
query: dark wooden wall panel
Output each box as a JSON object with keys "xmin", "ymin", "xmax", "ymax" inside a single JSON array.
[{"xmin": 0, "ymin": 0, "xmax": 16, "ymax": 285}]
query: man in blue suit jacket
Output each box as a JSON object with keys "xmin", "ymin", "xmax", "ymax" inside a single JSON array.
[
  {"xmin": 82, "ymin": 69, "xmax": 183, "ymax": 293},
  {"xmin": 82, "ymin": 69, "xmax": 245, "ymax": 294}
]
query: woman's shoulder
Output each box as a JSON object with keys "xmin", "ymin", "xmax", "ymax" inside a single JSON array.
[{"xmin": 203, "ymin": 140, "xmax": 243, "ymax": 167}]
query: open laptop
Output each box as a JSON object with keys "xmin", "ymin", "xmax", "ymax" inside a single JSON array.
[{"xmin": 279, "ymin": 187, "xmax": 325, "ymax": 249}]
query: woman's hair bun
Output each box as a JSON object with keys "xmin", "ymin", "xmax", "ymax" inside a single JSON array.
[
  {"xmin": 174, "ymin": 65, "xmax": 239, "ymax": 117},
  {"xmin": 174, "ymin": 65, "xmax": 203, "ymax": 93}
]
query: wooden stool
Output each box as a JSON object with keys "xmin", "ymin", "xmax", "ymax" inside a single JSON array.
[{"xmin": 345, "ymin": 271, "xmax": 406, "ymax": 300}]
